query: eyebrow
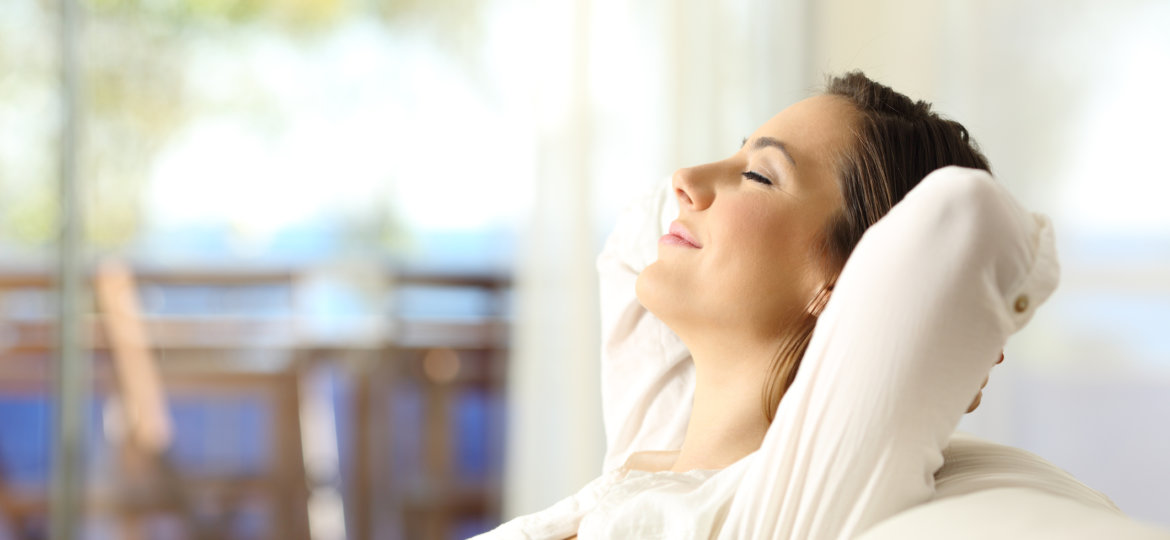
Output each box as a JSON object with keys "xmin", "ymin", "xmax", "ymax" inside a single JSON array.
[{"xmin": 741, "ymin": 136, "xmax": 797, "ymax": 169}]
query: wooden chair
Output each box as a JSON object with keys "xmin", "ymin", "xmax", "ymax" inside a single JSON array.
[
  {"xmin": 95, "ymin": 259, "xmax": 224, "ymax": 538},
  {"xmin": 94, "ymin": 259, "xmax": 310, "ymax": 540}
]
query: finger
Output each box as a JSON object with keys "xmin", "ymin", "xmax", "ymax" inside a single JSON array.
[{"xmin": 997, "ymin": 351, "xmax": 1005, "ymax": 365}]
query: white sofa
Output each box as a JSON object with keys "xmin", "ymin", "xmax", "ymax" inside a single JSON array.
[{"xmin": 860, "ymin": 432, "xmax": 1169, "ymax": 538}]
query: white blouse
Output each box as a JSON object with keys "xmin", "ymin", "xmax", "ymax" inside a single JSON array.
[{"xmin": 475, "ymin": 166, "xmax": 1063, "ymax": 539}]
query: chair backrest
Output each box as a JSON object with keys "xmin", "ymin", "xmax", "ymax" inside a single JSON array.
[{"xmin": 94, "ymin": 258, "xmax": 172, "ymax": 455}]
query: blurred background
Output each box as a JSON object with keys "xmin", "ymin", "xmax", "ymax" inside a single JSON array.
[{"xmin": 1, "ymin": 0, "xmax": 1168, "ymax": 538}]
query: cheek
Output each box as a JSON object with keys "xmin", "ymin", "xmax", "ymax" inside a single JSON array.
[
  {"xmin": 705, "ymin": 201, "xmax": 813, "ymax": 322},
  {"xmin": 726, "ymin": 206, "xmax": 779, "ymax": 253},
  {"xmin": 711, "ymin": 201, "xmax": 801, "ymax": 276}
]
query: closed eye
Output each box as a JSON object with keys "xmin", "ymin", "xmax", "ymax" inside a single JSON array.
[{"xmin": 742, "ymin": 170, "xmax": 773, "ymax": 186}]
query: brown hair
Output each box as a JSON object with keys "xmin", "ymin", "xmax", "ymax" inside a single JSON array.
[{"xmin": 761, "ymin": 71, "xmax": 991, "ymax": 421}]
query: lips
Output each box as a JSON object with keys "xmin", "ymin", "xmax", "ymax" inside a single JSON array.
[{"xmin": 660, "ymin": 221, "xmax": 702, "ymax": 248}]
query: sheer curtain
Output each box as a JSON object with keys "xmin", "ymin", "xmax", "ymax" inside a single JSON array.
[{"xmin": 503, "ymin": 0, "xmax": 809, "ymax": 517}]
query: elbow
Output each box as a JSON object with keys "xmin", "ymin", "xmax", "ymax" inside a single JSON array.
[
  {"xmin": 910, "ymin": 166, "xmax": 1028, "ymax": 252},
  {"xmin": 910, "ymin": 166, "xmax": 1052, "ymax": 298},
  {"xmin": 912, "ymin": 166, "xmax": 1004, "ymax": 232}
]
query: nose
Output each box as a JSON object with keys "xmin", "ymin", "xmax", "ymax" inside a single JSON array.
[{"xmin": 671, "ymin": 164, "xmax": 716, "ymax": 211}]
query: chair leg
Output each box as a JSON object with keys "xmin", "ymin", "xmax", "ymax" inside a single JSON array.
[{"xmin": 276, "ymin": 370, "xmax": 311, "ymax": 540}]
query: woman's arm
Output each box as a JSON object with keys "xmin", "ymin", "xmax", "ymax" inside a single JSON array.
[
  {"xmin": 596, "ymin": 179, "xmax": 693, "ymax": 472},
  {"xmin": 718, "ymin": 166, "xmax": 1060, "ymax": 539}
]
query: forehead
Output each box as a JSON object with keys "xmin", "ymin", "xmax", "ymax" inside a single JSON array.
[{"xmin": 751, "ymin": 94, "xmax": 858, "ymax": 170}]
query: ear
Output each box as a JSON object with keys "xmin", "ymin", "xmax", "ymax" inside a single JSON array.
[{"xmin": 806, "ymin": 282, "xmax": 834, "ymax": 318}]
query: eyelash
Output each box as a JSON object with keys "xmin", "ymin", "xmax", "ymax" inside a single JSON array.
[{"xmin": 742, "ymin": 170, "xmax": 773, "ymax": 186}]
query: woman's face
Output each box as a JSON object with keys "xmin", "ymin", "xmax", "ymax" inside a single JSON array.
[{"xmin": 636, "ymin": 95, "xmax": 857, "ymax": 347}]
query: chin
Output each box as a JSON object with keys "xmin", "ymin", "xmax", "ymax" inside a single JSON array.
[
  {"xmin": 635, "ymin": 264, "xmax": 663, "ymax": 312},
  {"xmin": 635, "ymin": 261, "xmax": 686, "ymax": 331},
  {"xmin": 634, "ymin": 266, "xmax": 655, "ymax": 311}
]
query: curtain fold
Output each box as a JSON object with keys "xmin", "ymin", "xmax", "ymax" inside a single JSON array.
[{"xmin": 503, "ymin": 0, "xmax": 810, "ymax": 517}]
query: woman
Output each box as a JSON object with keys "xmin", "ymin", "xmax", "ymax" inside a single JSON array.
[{"xmin": 476, "ymin": 71, "xmax": 1058, "ymax": 539}]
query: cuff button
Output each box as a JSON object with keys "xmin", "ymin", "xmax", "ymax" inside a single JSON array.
[{"xmin": 1013, "ymin": 294, "xmax": 1029, "ymax": 313}]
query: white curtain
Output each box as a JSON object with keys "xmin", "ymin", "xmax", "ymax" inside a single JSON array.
[{"xmin": 503, "ymin": 0, "xmax": 810, "ymax": 517}]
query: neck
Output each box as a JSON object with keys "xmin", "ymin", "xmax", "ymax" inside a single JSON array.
[{"xmin": 670, "ymin": 338, "xmax": 775, "ymax": 473}]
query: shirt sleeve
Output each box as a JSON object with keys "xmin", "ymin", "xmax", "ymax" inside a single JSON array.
[
  {"xmin": 596, "ymin": 178, "xmax": 694, "ymax": 472},
  {"xmin": 717, "ymin": 166, "xmax": 1061, "ymax": 540}
]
